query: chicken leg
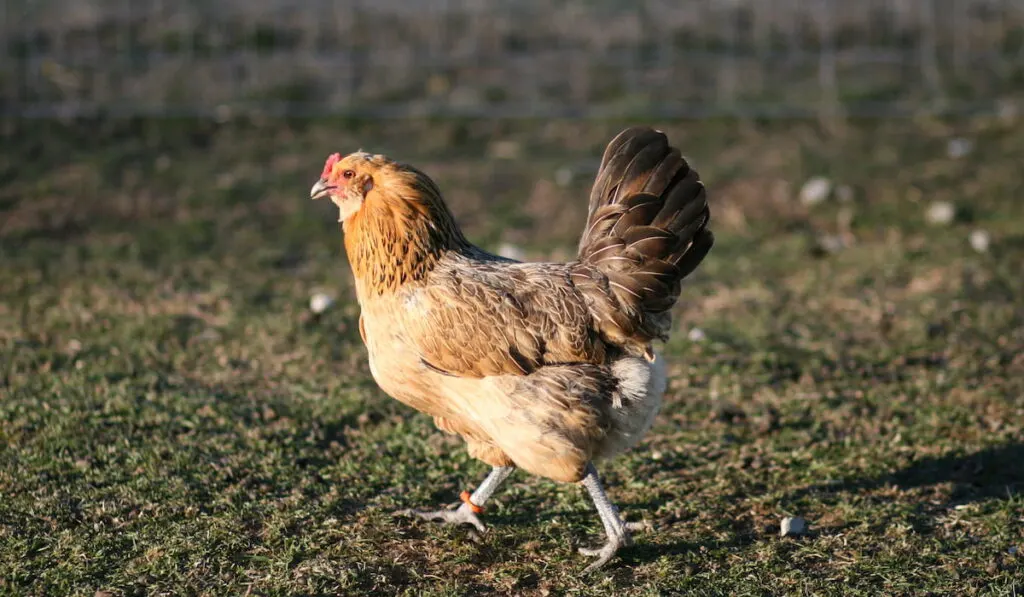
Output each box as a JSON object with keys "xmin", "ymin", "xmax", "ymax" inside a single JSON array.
[
  {"xmin": 578, "ymin": 462, "xmax": 649, "ymax": 573},
  {"xmin": 398, "ymin": 466, "xmax": 515, "ymax": 533}
]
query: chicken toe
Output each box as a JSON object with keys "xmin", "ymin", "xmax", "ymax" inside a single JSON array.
[
  {"xmin": 397, "ymin": 502, "xmax": 488, "ymax": 533},
  {"xmin": 395, "ymin": 466, "xmax": 514, "ymax": 535},
  {"xmin": 578, "ymin": 462, "xmax": 645, "ymax": 573},
  {"xmin": 579, "ymin": 535, "xmax": 630, "ymax": 573}
]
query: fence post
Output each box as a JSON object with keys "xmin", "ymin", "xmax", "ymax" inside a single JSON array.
[
  {"xmin": 817, "ymin": 0, "xmax": 842, "ymax": 129},
  {"xmin": 919, "ymin": 0, "xmax": 946, "ymax": 114}
]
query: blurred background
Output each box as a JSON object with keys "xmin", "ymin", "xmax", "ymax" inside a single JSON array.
[
  {"xmin": 3, "ymin": 0, "xmax": 1022, "ymax": 256},
  {"xmin": 4, "ymin": 0, "xmax": 1023, "ymax": 118},
  {"xmin": 2, "ymin": 1, "xmax": 1023, "ymax": 594}
]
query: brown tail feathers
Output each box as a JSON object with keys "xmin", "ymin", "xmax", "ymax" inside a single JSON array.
[{"xmin": 572, "ymin": 127, "xmax": 713, "ymax": 352}]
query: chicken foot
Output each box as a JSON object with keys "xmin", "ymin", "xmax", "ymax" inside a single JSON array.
[
  {"xmin": 578, "ymin": 462, "xmax": 649, "ymax": 573},
  {"xmin": 398, "ymin": 465, "xmax": 515, "ymax": 533}
]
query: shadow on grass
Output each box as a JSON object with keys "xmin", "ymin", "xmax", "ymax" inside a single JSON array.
[
  {"xmin": 788, "ymin": 441, "xmax": 1024, "ymax": 506},
  {"xmin": 462, "ymin": 444, "xmax": 1024, "ymax": 566},
  {"xmin": 425, "ymin": 494, "xmax": 754, "ymax": 573}
]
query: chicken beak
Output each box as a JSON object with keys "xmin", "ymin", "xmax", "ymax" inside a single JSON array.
[{"xmin": 310, "ymin": 179, "xmax": 334, "ymax": 200}]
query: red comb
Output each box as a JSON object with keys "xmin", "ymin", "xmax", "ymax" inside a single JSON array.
[{"xmin": 321, "ymin": 153, "xmax": 341, "ymax": 178}]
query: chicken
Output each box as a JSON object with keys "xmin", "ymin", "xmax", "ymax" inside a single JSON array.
[{"xmin": 310, "ymin": 127, "xmax": 713, "ymax": 572}]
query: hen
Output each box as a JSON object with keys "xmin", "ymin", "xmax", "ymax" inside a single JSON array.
[{"xmin": 310, "ymin": 127, "xmax": 713, "ymax": 571}]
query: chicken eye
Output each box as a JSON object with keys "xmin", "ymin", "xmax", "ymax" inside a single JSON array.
[{"xmin": 342, "ymin": 169, "xmax": 355, "ymax": 180}]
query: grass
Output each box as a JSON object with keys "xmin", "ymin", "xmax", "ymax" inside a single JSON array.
[{"xmin": 1, "ymin": 114, "xmax": 1022, "ymax": 595}]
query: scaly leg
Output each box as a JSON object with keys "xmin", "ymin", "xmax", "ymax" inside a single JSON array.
[
  {"xmin": 578, "ymin": 462, "xmax": 648, "ymax": 573},
  {"xmin": 397, "ymin": 466, "xmax": 515, "ymax": 533}
]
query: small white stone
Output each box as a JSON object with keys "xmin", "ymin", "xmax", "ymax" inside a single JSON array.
[
  {"xmin": 799, "ymin": 176, "xmax": 832, "ymax": 206},
  {"xmin": 997, "ymin": 99, "xmax": 1019, "ymax": 124},
  {"xmin": 687, "ymin": 327, "xmax": 706, "ymax": 342},
  {"xmin": 309, "ymin": 292, "xmax": 334, "ymax": 315},
  {"xmin": 554, "ymin": 167, "xmax": 574, "ymax": 187},
  {"xmin": 815, "ymin": 234, "xmax": 847, "ymax": 254},
  {"xmin": 66, "ymin": 339, "xmax": 83, "ymax": 353},
  {"xmin": 947, "ymin": 137, "xmax": 973, "ymax": 159},
  {"xmin": 488, "ymin": 140, "xmax": 521, "ymax": 160},
  {"xmin": 968, "ymin": 229, "xmax": 990, "ymax": 254},
  {"xmin": 780, "ymin": 516, "xmax": 808, "ymax": 537},
  {"xmin": 195, "ymin": 328, "xmax": 221, "ymax": 343},
  {"xmin": 215, "ymin": 172, "xmax": 236, "ymax": 190},
  {"xmin": 496, "ymin": 242, "xmax": 526, "ymax": 261},
  {"xmin": 214, "ymin": 104, "xmax": 233, "ymax": 123},
  {"xmin": 836, "ymin": 185, "xmax": 854, "ymax": 203},
  {"xmin": 925, "ymin": 201, "xmax": 956, "ymax": 225}
]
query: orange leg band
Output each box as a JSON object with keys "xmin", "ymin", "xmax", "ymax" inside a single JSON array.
[{"xmin": 459, "ymin": 490, "xmax": 485, "ymax": 514}]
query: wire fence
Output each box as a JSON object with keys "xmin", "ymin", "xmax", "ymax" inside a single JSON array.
[{"xmin": 2, "ymin": 0, "xmax": 1023, "ymax": 120}]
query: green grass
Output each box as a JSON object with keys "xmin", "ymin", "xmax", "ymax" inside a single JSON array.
[{"xmin": 1, "ymin": 115, "xmax": 1022, "ymax": 596}]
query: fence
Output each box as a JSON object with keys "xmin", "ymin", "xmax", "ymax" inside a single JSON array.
[{"xmin": 2, "ymin": 0, "xmax": 1023, "ymax": 119}]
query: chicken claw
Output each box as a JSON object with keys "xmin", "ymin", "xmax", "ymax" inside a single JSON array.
[
  {"xmin": 394, "ymin": 466, "xmax": 514, "ymax": 536},
  {"xmin": 396, "ymin": 501, "xmax": 488, "ymax": 534},
  {"xmin": 579, "ymin": 539, "xmax": 628, "ymax": 573},
  {"xmin": 578, "ymin": 521, "xmax": 652, "ymax": 573},
  {"xmin": 577, "ymin": 463, "xmax": 652, "ymax": 573}
]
